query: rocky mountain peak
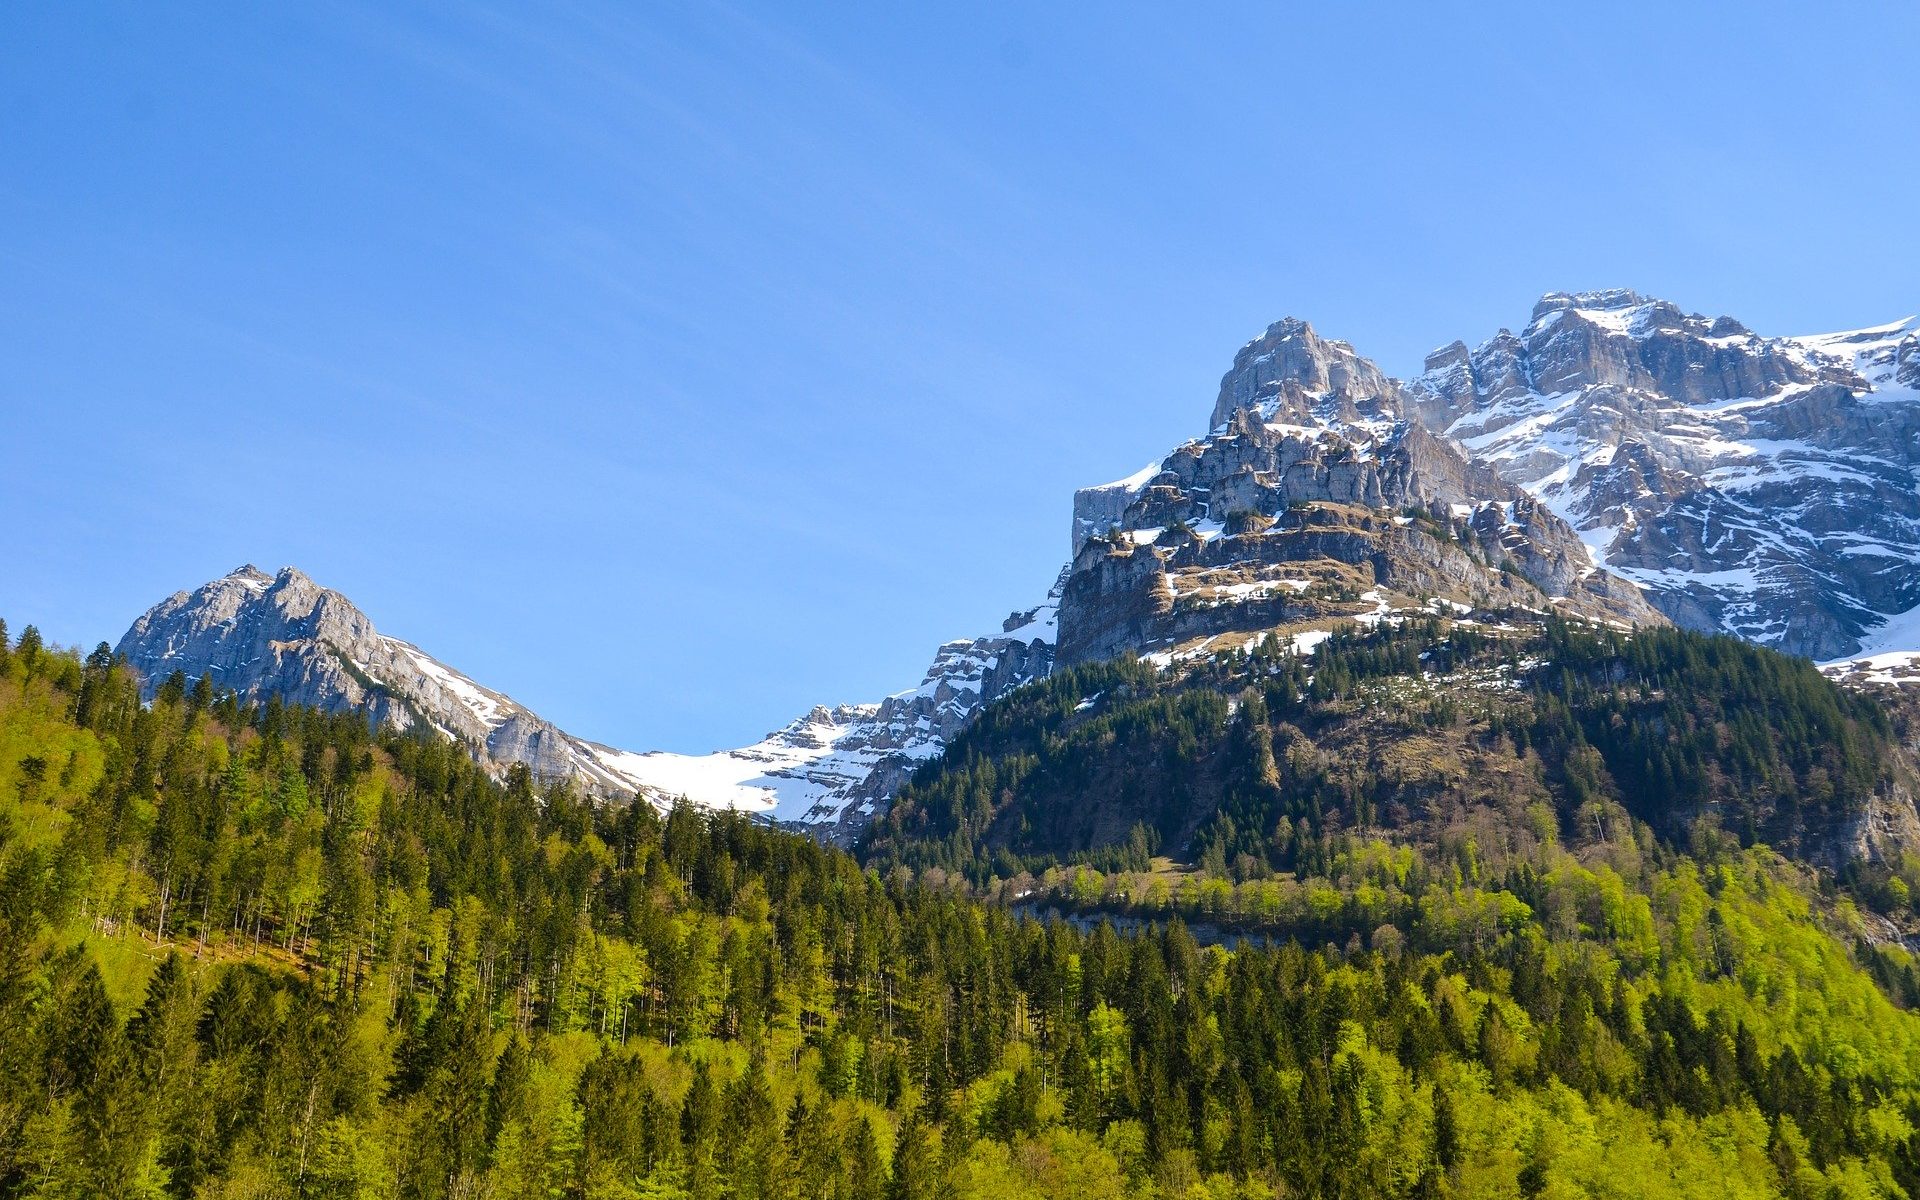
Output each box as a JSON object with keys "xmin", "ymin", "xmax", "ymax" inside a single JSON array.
[
  {"xmin": 1210, "ymin": 316, "xmax": 1399, "ymax": 432},
  {"xmin": 1065, "ymin": 314, "xmax": 1664, "ymax": 667},
  {"xmin": 1411, "ymin": 292, "xmax": 1920, "ymax": 660}
]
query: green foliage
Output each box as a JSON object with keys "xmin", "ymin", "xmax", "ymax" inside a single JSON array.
[
  {"xmin": 3, "ymin": 622, "xmax": 1920, "ymax": 1197},
  {"xmin": 872, "ymin": 619, "xmax": 1901, "ymax": 886}
]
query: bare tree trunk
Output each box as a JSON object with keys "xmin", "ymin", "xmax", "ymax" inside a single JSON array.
[{"xmin": 155, "ymin": 874, "xmax": 171, "ymax": 943}]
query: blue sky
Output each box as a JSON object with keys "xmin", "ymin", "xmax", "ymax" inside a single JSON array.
[{"xmin": 3, "ymin": 3, "xmax": 1916, "ymax": 753}]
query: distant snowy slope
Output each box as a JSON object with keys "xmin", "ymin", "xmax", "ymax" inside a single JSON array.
[{"xmin": 583, "ymin": 579, "xmax": 1062, "ymax": 840}]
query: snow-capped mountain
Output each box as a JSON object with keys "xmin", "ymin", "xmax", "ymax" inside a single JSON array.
[
  {"xmin": 117, "ymin": 291, "xmax": 1920, "ymax": 834},
  {"xmin": 1411, "ymin": 290, "xmax": 1920, "ymax": 662},
  {"xmin": 1057, "ymin": 316, "xmax": 1662, "ymax": 667},
  {"xmin": 116, "ymin": 564, "xmax": 1058, "ymax": 837}
]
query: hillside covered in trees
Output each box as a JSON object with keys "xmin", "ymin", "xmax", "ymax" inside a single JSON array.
[
  {"xmin": 9, "ymin": 616, "xmax": 1920, "ymax": 1197},
  {"xmin": 867, "ymin": 619, "xmax": 1919, "ymax": 895}
]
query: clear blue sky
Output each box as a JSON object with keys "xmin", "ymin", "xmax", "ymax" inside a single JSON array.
[{"xmin": 3, "ymin": 3, "xmax": 1915, "ymax": 753}]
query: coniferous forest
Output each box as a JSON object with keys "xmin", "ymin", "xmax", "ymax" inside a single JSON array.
[{"xmin": 10, "ymin": 617, "xmax": 1920, "ymax": 1198}]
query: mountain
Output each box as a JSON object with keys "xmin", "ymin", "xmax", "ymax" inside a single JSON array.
[
  {"xmin": 41, "ymin": 301, "xmax": 1920, "ymax": 1200},
  {"xmin": 114, "ymin": 305, "xmax": 1682, "ymax": 837},
  {"xmin": 115, "ymin": 564, "xmax": 651, "ymax": 794},
  {"xmin": 114, "ymin": 292, "xmax": 1920, "ymax": 839},
  {"xmin": 589, "ymin": 580, "xmax": 1060, "ymax": 840},
  {"xmin": 1056, "ymin": 316, "xmax": 1662, "ymax": 670},
  {"xmin": 116, "ymin": 563, "xmax": 1059, "ymax": 835},
  {"xmin": 1409, "ymin": 289, "xmax": 1920, "ymax": 663}
]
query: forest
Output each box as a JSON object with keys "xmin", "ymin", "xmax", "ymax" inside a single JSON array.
[
  {"xmin": 7, "ymin": 615, "xmax": 1920, "ymax": 1198},
  {"xmin": 867, "ymin": 620, "xmax": 1904, "ymax": 889}
]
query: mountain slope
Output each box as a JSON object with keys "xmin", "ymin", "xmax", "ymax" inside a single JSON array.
[
  {"xmin": 1411, "ymin": 289, "xmax": 1920, "ymax": 661},
  {"xmin": 868, "ymin": 615, "xmax": 1920, "ymax": 937},
  {"xmin": 116, "ymin": 564, "xmax": 1059, "ymax": 833}
]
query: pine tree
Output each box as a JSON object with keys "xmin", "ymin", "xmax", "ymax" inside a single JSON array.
[
  {"xmin": 11, "ymin": 623, "xmax": 39, "ymax": 678},
  {"xmin": 1432, "ymin": 1088, "xmax": 1460, "ymax": 1172},
  {"xmin": 488, "ymin": 1034, "xmax": 532, "ymax": 1150},
  {"xmin": 681, "ymin": 1061, "xmax": 719, "ymax": 1200},
  {"xmin": 888, "ymin": 1108, "xmax": 935, "ymax": 1200},
  {"xmin": 720, "ymin": 1056, "xmax": 780, "ymax": 1200},
  {"xmin": 126, "ymin": 953, "xmax": 199, "ymax": 1095},
  {"xmin": 846, "ymin": 1116, "xmax": 885, "ymax": 1200}
]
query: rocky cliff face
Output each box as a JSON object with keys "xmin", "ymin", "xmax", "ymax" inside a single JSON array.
[
  {"xmin": 118, "ymin": 564, "xmax": 1060, "ymax": 840},
  {"xmin": 1059, "ymin": 317, "xmax": 1663, "ymax": 667},
  {"xmin": 1410, "ymin": 290, "xmax": 1920, "ymax": 662}
]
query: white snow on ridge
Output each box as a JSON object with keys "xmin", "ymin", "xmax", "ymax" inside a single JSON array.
[
  {"xmin": 389, "ymin": 639, "xmax": 509, "ymax": 728},
  {"xmin": 1822, "ymin": 604, "xmax": 1920, "ymax": 686},
  {"xmin": 583, "ymin": 575, "xmax": 1068, "ymax": 828},
  {"xmin": 1107, "ymin": 460, "xmax": 1166, "ymax": 493},
  {"xmin": 584, "ymin": 705, "xmax": 888, "ymax": 824},
  {"xmin": 1419, "ymin": 305, "xmax": 1920, "ymax": 655},
  {"xmin": 1823, "ymin": 651, "xmax": 1920, "ymax": 687}
]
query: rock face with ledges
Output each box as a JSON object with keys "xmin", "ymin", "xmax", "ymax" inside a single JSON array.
[
  {"xmin": 1410, "ymin": 290, "xmax": 1920, "ymax": 660},
  {"xmin": 1061, "ymin": 316, "xmax": 1664, "ymax": 666}
]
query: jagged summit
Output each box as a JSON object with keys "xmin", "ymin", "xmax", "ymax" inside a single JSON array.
[
  {"xmin": 1211, "ymin": 316, "xmax": 1399, "ymax": 432},
  {"xmin": 1064, "ymin": 313, "xmax": 1664, "ymax": 668}
]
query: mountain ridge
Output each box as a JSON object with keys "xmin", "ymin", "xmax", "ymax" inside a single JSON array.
[
  {"xmin": 113, "ymin": 289, "xmax": 1920, "ymax": 838},
  {"xmin": 115, "ymin": 561, "xmax": 1061, "ymax": 836}
]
